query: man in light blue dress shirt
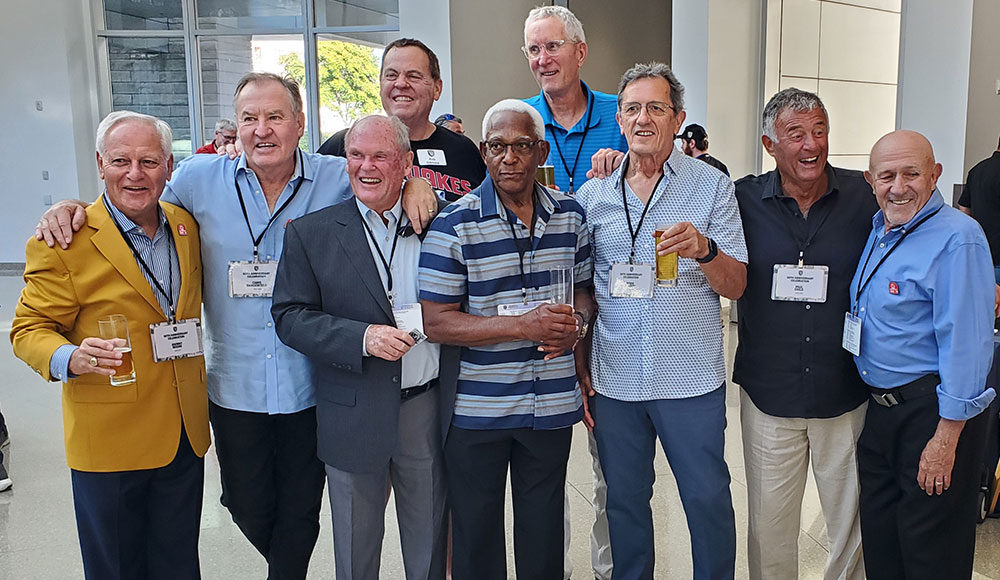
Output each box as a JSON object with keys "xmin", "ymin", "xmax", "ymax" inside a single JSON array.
[{"xmin": 850, "ymin": 130, "xmax": 996, "ymax": 579}]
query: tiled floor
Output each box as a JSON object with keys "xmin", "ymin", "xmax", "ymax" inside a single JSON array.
[{"xmin": 2, "ymin": 274, "xmax": 1000, "ymax": 578}]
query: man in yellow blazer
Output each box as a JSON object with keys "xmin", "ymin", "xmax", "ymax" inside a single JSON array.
[{"xmin": 10, "ymin": 110, "xmax": 209, "ymax": 580}]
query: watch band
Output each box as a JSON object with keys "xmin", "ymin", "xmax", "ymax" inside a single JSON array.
[{"xmin": 696, "ymin": 237, "xmax": 718, "ymax": 264}]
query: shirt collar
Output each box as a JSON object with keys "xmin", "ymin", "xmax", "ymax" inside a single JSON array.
[
  {"xmin": 535, "ymin": 80, "xmax": 599, "ymax": 133},
  {"xmin": 356, "ymin": 192, "xmax": 404, "ymax": 229},
  {"xmin": 871, "ymin": 189, "xmax": 945, "ymax": 232},
  {"xmin": 613, "ymin": 147, "xmax": 682, "ymax": 191},
  {"xmin": 762, "ymin": 164, "xmax": 839, "ymax": 200},
  {"xmin": 477, "ymin": 176, "xmax": 559, "ymax": 219},
  {"xmin": 236, "ymin": 148, "xmax": 311, "ymax": 183},
  {"xmin": 102, "ymin": 192, "xmax": 167, "ymax": 237}
]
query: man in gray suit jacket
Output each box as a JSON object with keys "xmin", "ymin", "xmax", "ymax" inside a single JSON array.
[{"xmin": 271, "ymin": 114, "xmax": 458, "ymax": 580}]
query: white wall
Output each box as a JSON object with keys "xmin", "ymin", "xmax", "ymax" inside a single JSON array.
[
  {"xmin": 399, "ymin": 0, "xmax": 453, "ymax": 123},
  {"xmin": 0, "ymin": 0, "xmax": 99, "ymax": 263},
  {"xmin": 897, "ymin": 0, "xmax": 974, "ymax": 201},
  {"xmin": 671, "ymin": 0, "xmax": 709, "ymax": 129}
]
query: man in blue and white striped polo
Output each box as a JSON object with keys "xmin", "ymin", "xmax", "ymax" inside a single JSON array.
[{"xmin": 419, "ymin": 99, "xmax": 594, "ymax": 580}]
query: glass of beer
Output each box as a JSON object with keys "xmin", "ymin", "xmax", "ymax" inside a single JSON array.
[
  {"xmin": 536, "ymin": 165, "xmax": 556, "ymax": 188},
  {"xmin": 98, "ymin": 314, "xmax": 135, "ymax": 386},
  {"xmin": 653, "ymin": 224, "xmax": 678, "ymax": 287}
]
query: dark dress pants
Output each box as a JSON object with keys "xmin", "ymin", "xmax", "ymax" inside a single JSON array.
[
  {"xmin": 209, "ymin": 402, "xmax": 326, "ymax": 580},
  {"xmin": 71, "ymin": 426, "xmax": 204, "ymax": 580},
  {"xmin": 858, "ymin": 391, "xmax": 988, "ymax": 579},
  {"xmin": 445, "ymin": 425, "xmax": 573, "ymax": 580}
]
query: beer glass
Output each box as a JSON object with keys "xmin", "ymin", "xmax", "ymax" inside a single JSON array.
[
  {"xmin": 98, "ymin": 314, "xmax": 136, "ymax": 386},
  {"xmin": 536, "ymin": 165, "xmax": 556, "ymax": 188},
  {"xmin": 653, "ymin": 224, "xmax": 678, "ymax": 287},
  {"xmin": 549, "ymin": 267, "xmax": 574, "ymax": 307}
]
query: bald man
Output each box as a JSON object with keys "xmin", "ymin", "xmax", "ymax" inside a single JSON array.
[{"xmin": 849, "ymin": 130, "xmax": 996, "ymax": 579}]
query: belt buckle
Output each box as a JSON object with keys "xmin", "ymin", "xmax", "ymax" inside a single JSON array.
[{"xmin": 872, "ymin": 391, "xmax": 900, "ymax": 407}]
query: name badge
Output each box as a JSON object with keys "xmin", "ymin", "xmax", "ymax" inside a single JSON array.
[
  {"xmin": 417, "ymin": 149, "xmax": 447, "ymax": 166},
  {"xmin": 609, "ymin": 263, "xmax": 654, "ymax": 299},
  {"xmin": 149, "ymin": 318, "xmax": 204, "ymax": 362},
  {"xmin": 497, "ymin": 300, "xmax": 549, "ymax": 317},
  {"xmin": 228, "ymin": 260, "xmax": 278, "ymax": 297},
  {"xmin": 771, "ymin": 264, "xmax": 829, "ymax": 303},
  {"xmin": 842, "ymin": 312, "xmax": 862, "ymax": 356}
]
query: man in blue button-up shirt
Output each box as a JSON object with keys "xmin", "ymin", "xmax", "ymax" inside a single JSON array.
[{"xmin": 851, "ymin": 130, "xmax": 996, "ymax": 579}]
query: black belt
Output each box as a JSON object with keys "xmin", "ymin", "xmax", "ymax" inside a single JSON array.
[
  {"xmin": 401, "ymin": 378, "xmax": 438, "ymax": 402},
  {"xmin": 869, "ymin": 374, "xmax": 940, "ymax": 407}
]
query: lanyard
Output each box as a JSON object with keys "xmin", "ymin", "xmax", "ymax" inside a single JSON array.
[
  {"xmin": 505, "ymin": 192, "xmax": 538, "ymax": 302},
  {"xmin": 104, "ymin": 195, "xmax": 176, "ymax": 323},
  {"xmin": 359, "ymin": 208, "xmax": 409, "ymax": 304},
  {"xmin": 234, "ymin": 149, "xmax": 305, "ymax": 261},
  {"xmin": 771, "ymin": 190, "xmax": 833, "ymax": 267},
  {"xmin": 620, "ymin": 156, "xmax": 665, "ymax": 263},
  {"xmin": 852, "ymin": 207, "xmax": 942, "ymax": 313},
  {"xmin": 549, "ymin": 96, "xmax": 594, "ymax": 193}
]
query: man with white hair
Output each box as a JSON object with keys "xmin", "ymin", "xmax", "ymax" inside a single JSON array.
[
  {"xmin": 11, "ymin": 110, "xmax": 209, "ymax": 578},
  {"xmin": 420, "ymin": 99, "xmax": 594, "ymax": 580},
  {"xmin": 195, "ymin": 118, "xmax": 237, "ymax": 154}
]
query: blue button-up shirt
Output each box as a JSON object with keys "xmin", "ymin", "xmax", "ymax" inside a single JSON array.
[
  {"xmin": 50, "ymin": 194, "xmax": 181, "ymax": 380},
  {"xmin": 576, "ymin": 148, "xmax": 747, "ymax": 401},
  {"xmin": 162, "ymin": 151, "xmax": 353, "ymax": 414},
  {"xmin": 851, "ymin": 190, "xmax": 996, "ymax": 420}
]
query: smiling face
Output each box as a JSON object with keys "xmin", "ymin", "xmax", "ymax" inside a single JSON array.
[
  {"xmin": 97, "ymin": 119, "xmax": 172, "ymax": 225},
  {"xmin": 617, "ymin": 77, "xmax": 685, "ymax": 161},
  {"xmin": 524, "ymin": 16, "xmax": 586, "ymax": 97},
  {"xmin": 481, "ymin": 110, "xmax": 550, "ymax": 200},
  {"xmin": 763, "ymin": 107, "xmax": 829, "ymax": 189},
  {"xmin": 379, "ymin": 45, "xmax": 442, "ymax": 130},
  {"xmin": 235, "ymin": 79, "xmax": 305, "ymax": 176},
  {"xmin": 865, "ymin": 130, "xmax": 941, "ymax": 231},
  {"xmin": 346, "ymin": 118, "xmax": 413, "ymax": 215}
]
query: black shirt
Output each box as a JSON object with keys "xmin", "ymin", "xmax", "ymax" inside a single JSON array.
[
  {"xmin": 958, "ymin": 151, "xmax": 1000, "ymax": 265},
  {"xmin": 734, "ymin": 165, "xmax": 878, "ymax": 418},
  {"xmin": 318, "ymin": 125, "xmax": 487, "ymax": 202},
  {"xmin": 697, "ymin": 153, "xmax": 729, "ymax": 177}
]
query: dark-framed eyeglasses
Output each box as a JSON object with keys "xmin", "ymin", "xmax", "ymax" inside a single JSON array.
[
  {"xmin": 521, "ymin": 39, "xmax": 574, "ymax": 60},
  {"xmin": 483, "ymin": 139, "xmax": 543, "ymax": 156},
  {"xmin": 620, "ymin": 101, "xmax": 676, "ymax": 119}
]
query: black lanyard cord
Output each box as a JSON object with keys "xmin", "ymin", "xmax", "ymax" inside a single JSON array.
[
  {"xmin": 771, "ymin": 190, "xmax": 834, "ymax": 265},
  {"xmin": 104, "ymin": 195, "xmax": 176, "ymax": 323},
  {"xmin": 505, "ymin": 191, "xmax": 538, "ymax": 302},
  {"xmin": 620, "ymin": 156, "xmax": 666, "ymax": 263},
  {"xmin": 359, "ymin": 209, "xmax": 408, "ymax": 301},
  {"xmin": 852, "ymin": 207, "xmax": 942, "ymax": 310},
  {"xmin": 549, "ymin": 96, "xmax": 594, "ymax": 194},
  {"xmin": 234, "ymin": 149, "xmax": 305, "ymax": 260}
]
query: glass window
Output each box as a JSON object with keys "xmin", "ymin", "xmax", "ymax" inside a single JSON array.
[
  {"xmin": 108, "ymin": 37, "xmax": 192, "ymax": 159},
  {"xmin": 102, "ymin": 0, "xmax": 183, "ymax": 30},
  {"xmin": 314, "ymin": 34, "xmax": 386, "ymax": 142},
  {"xmin": 314, "ymin": 0, "xmax": 398, "ymax": 28},
  {"xmin": 197, "ymin": 0, "xmax": 304, "ymax": 31}
]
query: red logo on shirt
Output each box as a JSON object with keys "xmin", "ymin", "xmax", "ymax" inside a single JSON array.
[
  {"xmin": 888, "ymin": 281, "xmax": 899, "ymax": 295},
  {"xmin": 285, "ymin": 219, "xmax": 293, "ymax": 228},
  {"xmin": 177, "ymin": 223, "xmax": 188, "ymax": 236}
]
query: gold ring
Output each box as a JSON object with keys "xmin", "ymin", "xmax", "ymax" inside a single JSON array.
[{"xmin": 89, "ymin": 356, "xmax": 98, "ymax": 367}]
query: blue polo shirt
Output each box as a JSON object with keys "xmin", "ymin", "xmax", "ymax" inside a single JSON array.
[
  {"xmin": 851, "ymin": 190, "xmax": 996, "ymax": 420},
  {"xmin": 418, "ymin": 178, "xmax": 592, "ymax": 430},
  {"xmin": 525, "ymin": 81, "xmax": 627, "ymax": 194}
]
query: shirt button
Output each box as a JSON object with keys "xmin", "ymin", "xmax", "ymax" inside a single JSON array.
[
  {"xmin": 266, "ymin": 354, "xmax": 272, "ymax": 359},
  {"xmin": 392, "ymin": 376, "xmax": 399, "ymax": 383},
  {"xmin": 862, "ymin": 370, "xmax": 868, "ymax": 375},
  {"xmin": 804, "ymin": 336, "xmax": 811, "ymax": 342},
  {"xmin": 879, "ymin": 242, "xmax": 885, "ymax": 248},
  {"xmin": 266, "ymin": 255, "xmax": 272, "ymax": 260},
  {"xmin": 805, "ymin": 304, "xmax": 811, "ymax": 310},
  {"xmin": 266, "ymin": 322, "xmax": 273, "ymax": 328},
  {"xmin": 860, "ymin": 307, "xmax": 865, "ymax": 312},
  {"xmin": 804, "ymin": 367, "xmax": 811, "ymax": 373}
]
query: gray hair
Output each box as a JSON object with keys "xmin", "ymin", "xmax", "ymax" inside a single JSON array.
[
  {"xmin": 617, "ymin": 62, "xmax": 685, "ymax": 113},
  {"xmin": 762, "ymin": 88, "xmax": 828, "ymax": 142},
  {"xmin": 96, "ymin": 110, "xmax": 173, "ymax": 159},
  {"xmin": 524, "ymin": 6, "xmax": 586, "ymax": 44},
  {"xmin": 234, "ymin": 72, "xmax": 303, "ymax": 116},
  {"xmin": 481, "ymin": 99, "xmax": 545, "ymax": 141},
  {"xmin": 344, "ymin": 114, "xmax": 411, "ymax": 154},
  {"xmin": 215, "ymin": 118, "xmax": 236, "ymax": 133}
]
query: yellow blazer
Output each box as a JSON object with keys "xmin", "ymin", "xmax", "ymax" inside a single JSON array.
[{"xmin": 10, "ymin": 200, "xmax": 209, "ymax": 472}]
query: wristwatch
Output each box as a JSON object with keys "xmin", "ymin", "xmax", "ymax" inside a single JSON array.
[
  {"xmin": 574, "ymin": 311, "xmax": 590, "ymax": 339},
  {"xmin": 696, "ymin": 237, "xmax": 718, "ymax": 264}
]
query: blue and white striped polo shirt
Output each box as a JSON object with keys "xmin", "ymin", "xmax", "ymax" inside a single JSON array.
[{"xmin": 419, "ymin": 178, "xmax": 592, "ymax": 430}]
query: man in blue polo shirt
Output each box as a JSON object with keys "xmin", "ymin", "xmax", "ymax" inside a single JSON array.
[
  {"xmin": 420, "ymin": 99, "xmax": 594, "ymax": 580},
  {"xmin": 522, "ymin": 6, "xmax": 627, "ymax": 195}
]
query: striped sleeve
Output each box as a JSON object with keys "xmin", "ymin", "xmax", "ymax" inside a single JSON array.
[{"xmin": 419, "ymin": 215, "xmax": 468, "ymax": 303}]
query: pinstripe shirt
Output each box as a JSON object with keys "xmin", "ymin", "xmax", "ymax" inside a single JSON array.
[{"xmin": 419, "ymin": 178, "xmax": 592, "ymax": 430}]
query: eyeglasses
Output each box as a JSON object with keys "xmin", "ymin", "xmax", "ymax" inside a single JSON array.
[
  {"xmin": 521, "ymin": 39, "xmax": 575, "ymax": 60},
  {"xmin": 483, "ymin": 140, "xmax": 543, "ymax": 156},
  {"xmin": 620, "ymin": 101, "xmax": 676, "ymax": 119}
]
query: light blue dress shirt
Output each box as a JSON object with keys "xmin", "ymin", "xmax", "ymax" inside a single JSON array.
[
  {"xmin": 850, "ymin": 190, "xmax": 996, "ymax": 420},
  {"xmin": 50, "ymin": 194, "xmax": 180, "ymax": 380},
  {"xmin": 162, "ymin": 151, "xmax": 353, "ymax": 414}
]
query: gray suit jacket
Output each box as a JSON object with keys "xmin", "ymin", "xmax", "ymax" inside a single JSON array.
[{"xmin": 271, "ymin": 197, "xmax": 459, "ymax": 474}]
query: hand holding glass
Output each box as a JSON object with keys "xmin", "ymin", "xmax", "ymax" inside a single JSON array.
[
  {"xmin": 653, "ymin": 224, "xmax": 678, "ymax": 287},
  {"xmin": 98, "ymin": 314, "xmax": 136, "ymax": 386},
  {"xmin": 549, "ymin": 267, "xmax": 574, "ymax": 306}
]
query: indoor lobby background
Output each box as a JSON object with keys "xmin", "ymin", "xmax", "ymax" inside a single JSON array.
[{"xmin": 2, "ymin": 0, "xmax": 1000, "ymax": 577}]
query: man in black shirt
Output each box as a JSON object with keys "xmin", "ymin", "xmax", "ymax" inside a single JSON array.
[
  {"xmin": 318, "ymin": 38, "xmax": 486, "ymax": 202},
  {"xmin": 680, "ymin": 123, "xmax": 729, "ymax": 177},
  {"xmin": 734, "ymin": 88, "xmax": 874, "ymax": 580},
  {"xmin": 958, "ymin": 136, "xmax": 1000, "ymax": 283}
]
